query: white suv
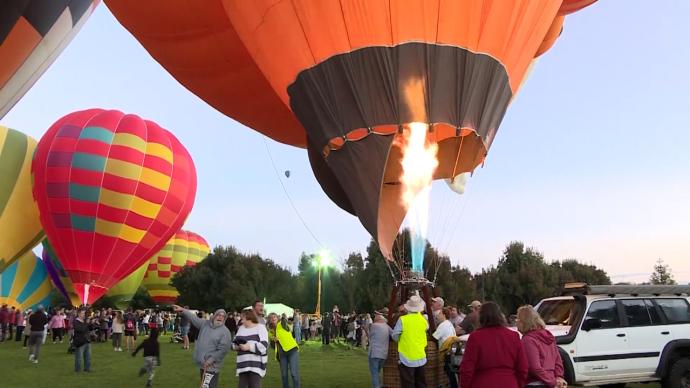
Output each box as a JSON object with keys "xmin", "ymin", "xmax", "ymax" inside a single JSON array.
[{"xmin": 535, "ymin": 283, "xmax": 690, "ymax": 388}]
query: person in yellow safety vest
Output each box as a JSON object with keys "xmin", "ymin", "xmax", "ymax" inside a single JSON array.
[
  {"xmin": 392, "ymin": 292, "xmax": 429, "ymax": 388},
  {"xmin": 269, "ymin": 313, "xmax": 300, "ymax": 388}
]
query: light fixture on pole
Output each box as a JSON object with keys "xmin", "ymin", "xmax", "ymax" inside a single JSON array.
[{"xmin": 313, "ymin": 250, "xmax": 332, "ymax": 317}]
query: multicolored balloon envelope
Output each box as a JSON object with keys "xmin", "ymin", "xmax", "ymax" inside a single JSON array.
[
  {"xmin": 105, "ymin": 261, "xmax": 147, "ymax": 309},
  {"xmin": 143, "ymin": 230, "xmax": 209, "ymax": 304},
  {"xmin": 0, "ymin": 1, "xmax": 99, "ymax": 118},
  {"xmin": 32, "ymin": 109, "xmax": 197, "ymax": 305},
  {"xmin": 41, "ymin": 240, "xmax": 82, "ymax": 307},
  {"xmin": 0, "ymin": 251, "xmax": 52, "ymax": 311},
  {"xmin": 107, "ymin": 0, "xmax": 596, "ymax": 259},
  {"xmin": 0, "ymin": 126, "xmax": 43, "ymax": 272}
]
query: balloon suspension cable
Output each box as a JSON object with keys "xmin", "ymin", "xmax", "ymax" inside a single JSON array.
[
  {"xmin": 262, "ymin": 136, "xmax": 325, "ymax": 249},
  {"xmin": 450, "ymin": 134, "xmax": 465, "ymax": 180}
]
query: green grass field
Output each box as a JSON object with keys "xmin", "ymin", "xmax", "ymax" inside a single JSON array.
[{"xmin": 0, "ymin": 333, "xmax": 660, "ymax": 388}]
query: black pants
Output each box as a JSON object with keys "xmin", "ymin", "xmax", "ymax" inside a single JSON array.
[
  {"xmin": 52, "ymin": 328, "xmax": 63, "ymax": 342},
  {"xmin": 398, "ymin": 363, "xmax": 426, "ymax": 388},
  {"xmin": 15, "ymin": 326, "xmax": 24, "ymax": 341},
  {"xmin": 200, "ymin": 369, "xmax": 219, "ymax": 388},
  {"xmin": 322, "ymin": 328, "xmax": 330, "ymax": 344}
]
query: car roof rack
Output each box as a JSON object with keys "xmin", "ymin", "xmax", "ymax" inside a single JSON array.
[{"xmin": 561, "ymin": 283, "xmax": 690, "ymax": 297}]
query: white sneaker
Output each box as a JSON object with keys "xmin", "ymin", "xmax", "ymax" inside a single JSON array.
[
  {"xmin": 29, "ymin": 354, "xmax": 34, "ymax": 361},
  {"xmin": 119, "ymin": 348, "xmax": 123, "ymax": 352},
  {"xmin": 32, "ymin": 359, "xmax": 38, "ymax": 364}
]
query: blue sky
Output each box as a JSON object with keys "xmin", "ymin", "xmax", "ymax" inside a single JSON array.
[{"xmin": 3, "ymin": 2, "xmax": 689, "ymax": 284}]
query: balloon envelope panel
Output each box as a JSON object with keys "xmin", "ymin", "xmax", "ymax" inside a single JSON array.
[
  {"xmin": 0, "ymin": 126, "xmax": 43, "ymax": 273},
  {"xmin": 0, "ymin": 0, "xmax": 99, "ymax": 118},
  {"xmin": 0, "ymin": 251, "xmax": 52, "ymax": 311}
]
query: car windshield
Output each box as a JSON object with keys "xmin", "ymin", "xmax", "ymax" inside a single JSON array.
[{"xmin": 538, "ymin": 299, "xmax": 581, "ymax": 327}]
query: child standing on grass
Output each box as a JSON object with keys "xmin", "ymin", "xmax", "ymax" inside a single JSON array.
[{"xmin": 132, "ymin": 328, "xmax": 161, "ymax": 387}]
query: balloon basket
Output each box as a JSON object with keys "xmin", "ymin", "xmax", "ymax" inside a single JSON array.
[
  {"xmin": 382, "ymin": 275, "xmax": 450, "ymax": 387},
  {"xmin": 382, "ymin": 339, "xmax": 450, "ymax": 388}
]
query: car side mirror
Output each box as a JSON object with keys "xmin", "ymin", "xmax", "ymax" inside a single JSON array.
[{"xmin": 582, "ymin": 318, "xmax": 602, "ymax": 331}]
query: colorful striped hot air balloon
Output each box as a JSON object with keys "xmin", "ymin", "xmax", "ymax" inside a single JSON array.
[
  {"xmin": 32, "ymin": 109, "xmax": 197, "ymax": 305},
  {"xmin": 0, "ymin": 126, "xmax": 43, "ymax": 272},
  {"xmin": 143, "ymin": 230, "xmax": 209, "ymax": 304},
  {"xmin": 143, "ymin": 230, "xmax": 187, "ymax": 304},
  {"xmin": 105, "ymin": 261, "xmax": 147, "ymax": 309},
  {"xmin": 41, "ymin": 240, "xmax": 82, "ymax": 307},
  {"xmin": 0, "ymin": 1, "xmax": 99, "ymax": 118},
  {"xmin": 107, "ymin": 0, "xmax": 597, "ymax": 259},
  {"xmin": 186, "ymin": 231, "xmax": 210, "ymax": 267},
  {"xmin": 0, "ymin": 251, "xmax": 52, "ymax": 310}
]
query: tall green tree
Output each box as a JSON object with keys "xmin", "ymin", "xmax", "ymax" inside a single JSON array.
[{"xmin": 650, "ymin": 258, "xmax": 677, "ymax": 285}]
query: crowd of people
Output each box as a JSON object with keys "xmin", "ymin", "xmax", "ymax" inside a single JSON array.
[{"xmin": 1, "ymin": 296, "xmax": 566, "ymax": 388}]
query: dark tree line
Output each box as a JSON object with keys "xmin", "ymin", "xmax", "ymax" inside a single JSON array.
[{"xmin": 169, "ymin": 239, "xmax": 611, "ymax": 315}]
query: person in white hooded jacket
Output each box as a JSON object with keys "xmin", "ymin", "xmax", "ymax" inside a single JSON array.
[{"xmin": 173, "ymin": 305, "xmax": 231, "ymax": 388}]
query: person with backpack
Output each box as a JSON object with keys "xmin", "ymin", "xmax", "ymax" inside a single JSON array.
[
  {"xmin": 133, "ymin": 328, "xmax": 161, "ymax": 387},
  {"xmin": 125, "ymin": 309, "xmax": 137, "ymax": 352}
]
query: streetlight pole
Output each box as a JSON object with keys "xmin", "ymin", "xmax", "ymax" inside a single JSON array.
[
  {"xmin": 313, "ymin": 250, "xmax": 331, "ymax": 317},
  {"xmin": 315, "ymin": 264, "xmax": 322, "ymax": 317}
]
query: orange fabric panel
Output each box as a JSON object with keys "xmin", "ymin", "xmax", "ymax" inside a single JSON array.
[
  {"xmin": 558, "ymin": 0, "xmax": 597, "ymax": 16},
  {"xmin": 0, "ymin": 18, "xmax": 41, "ymax": 88},
  {"xmin": 535, "ymin": 15, "xmax": 565, "ymax": 57},
  {"xmin": 105, "ymin": 0, "xmax": 306, "ymax": 147},
  {"xmin": 222, "ymin": 0, "xmax": 561, "ymax": 100}
]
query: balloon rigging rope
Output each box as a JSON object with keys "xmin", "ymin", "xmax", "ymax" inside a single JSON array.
[{"xmin": 262, "ymin": 136, "xmax": 325, "ymax": 249}]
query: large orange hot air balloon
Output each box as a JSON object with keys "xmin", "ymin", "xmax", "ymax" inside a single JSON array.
[
  {"xmin": 107, "ymin": 0, "xmax": 595, "ymax": 259},
  {"xmin": 32, "ymin": 109, "xmax": 197, "ymax": 304}
]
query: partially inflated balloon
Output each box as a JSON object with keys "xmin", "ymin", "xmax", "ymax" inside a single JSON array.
[
  {"xmin": 0, "ymin": 126, "xmax": 43, "ymax": 272},
  {"xmin": 0, "ymin": 1, "xmax": 99, "ymax": 118},
  {"xmin": 32, "ymin": 109, "xmax": 197, "ymax": 304},
  {"xmin": 108, "ymin": 0, "xmax": 596, "ymax": 259},
  {"xmin": 105, "ymin": 261, "xmax": 147, "ymax": 309},
  {"xmin": 143, "ymin": 230, "xmax": 209, "ymax": 304},
  {"xmin": 0, "ymin": 251, "xmax": 52, "ymax": 310},
  {"xmin": 186, "ymin": 231, "xmax": 210, "ymax": 266},
  {"xmin": 42, "ymin": 240, "xmax": 81, "ymax": 306}
]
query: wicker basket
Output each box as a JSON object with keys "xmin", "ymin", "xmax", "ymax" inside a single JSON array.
[{"xmin": 383, "ymin": 339, "xmax": 450, "ymax": 388}]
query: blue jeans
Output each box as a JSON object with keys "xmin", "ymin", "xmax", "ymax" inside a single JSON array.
[
  {"xmin": 369, "ymin": 357, "xmax": 385, "ymax": 388},
  {"xmin": 278, "ymin": 347, "xmax": 300, "ymax": 388},
  {"xmin": 75, "ymin": 343, "xmax": 91, "ymax": 372},
  {"xmin": 293, "ymin": 327, "xmax": 301, "ymax": 343}
]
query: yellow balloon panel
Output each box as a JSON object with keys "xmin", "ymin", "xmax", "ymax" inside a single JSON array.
[
  {"xmin": 106, "ymin": 261, "xmax": 147, "ymax": 309},
  {"xmin": 0, "ymin": 127, "xmax": 43, "ymax": 272},
  {"xmin": 0, "ymin": 251, "xmax": 52, "ymax": 310}
]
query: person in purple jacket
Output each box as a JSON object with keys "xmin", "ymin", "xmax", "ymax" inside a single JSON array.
[{"xmin": 517, "ymin": 305, "xmax": 567, "ymax": 388}]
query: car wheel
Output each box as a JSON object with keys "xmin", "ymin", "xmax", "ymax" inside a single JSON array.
[{"xmin": 664, "ymin": 358, "xmax": 690, "ymax": 388}]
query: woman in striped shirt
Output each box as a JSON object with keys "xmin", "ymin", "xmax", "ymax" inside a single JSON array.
[{"xmin": 232, "ymin": 310, "xmax": 269, "ymax": 388}]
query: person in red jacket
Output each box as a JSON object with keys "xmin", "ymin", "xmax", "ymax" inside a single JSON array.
[
  {"xmin": 517, "ymin": 305, "xmax": 567, "ymax": 388},
  {"xmin": 459, "ymin": 302, "xmax": 528, "ymax": 388}
]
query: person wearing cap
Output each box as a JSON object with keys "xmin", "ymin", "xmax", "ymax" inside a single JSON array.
[
  {"xmin": 368, "ymin": 308, "xmax": 392, "ymax": 388},
  {"xmin": 392, "ymin": 292, "xmax": 429, "ymax": 388},
  {"xmin": 459, "ymin": 301, "xmax": 481, "ymax": 335},
  {"xmin": 172, "ymin": 305, "xmax": 231, "ymax": 388}
]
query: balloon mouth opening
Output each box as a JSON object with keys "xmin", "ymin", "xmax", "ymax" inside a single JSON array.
[{"xmin": 74, "ymin": 283, "xmax": 108, "ymax": 305}]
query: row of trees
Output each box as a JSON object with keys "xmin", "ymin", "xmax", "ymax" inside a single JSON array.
[{"xmin": 171, "ymin": 238, "xmax": 617, "ymax": 315}]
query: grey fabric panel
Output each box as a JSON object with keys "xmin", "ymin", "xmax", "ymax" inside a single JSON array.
[
  {"xmin": 307, "ymin": 136, "xmax": 355, "ymax": 215},
  {"xmin": 317, "ymin": 134, "xmax": 395, "ymax": 240},
  {"xmin": 287, "ymin": 42, "xmax": 512, "ymax": 151}
]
